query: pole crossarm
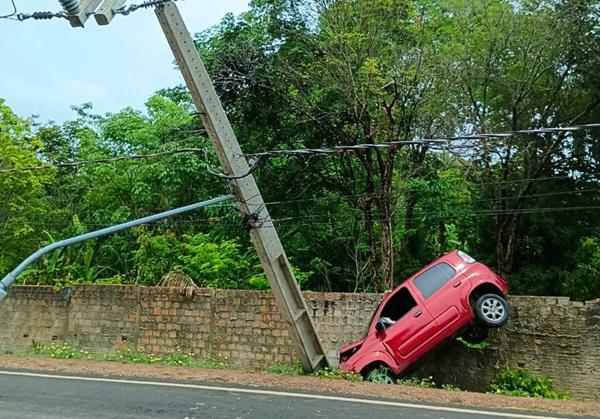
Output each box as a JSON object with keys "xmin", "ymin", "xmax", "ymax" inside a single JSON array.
[
  {"xmin": 0, "ymin": 195, "xmax": 234, "ymax": 301},
  {"xmin": 155, "ymin": 2, "xmax": 330, "ymax": 372},
  {"xmin": 66, "ymin": 0, "xmax": 102, "ymax": 27},
  {"xmin": 94, "ymin": 0, "xmax": 125, "ymax": 25}
]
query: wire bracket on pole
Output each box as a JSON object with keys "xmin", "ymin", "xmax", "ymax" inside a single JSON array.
[
  {"xmin": 67, "ymin": 0, "xmax": 102, "ymax": 27},
  {"xmin": 94, "ymin": 0, "xmax": 125, "ymax": 25}
]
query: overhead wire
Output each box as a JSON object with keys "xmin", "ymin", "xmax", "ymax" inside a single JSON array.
[
  {"xmin": 2, "ymin": 123, "xmax": 599, "ymax": 175},
  {"xmin": 0, "ymin": 0, "xmax": 16, "ymax": 19},
  {"xmin": 114, "ymin": 0, "xmax": 179, "ymax": 16},
  {"xmin": 11, "ymin": 204, "xmax": 600, "ymax": 234},
  {"xmin": 2, "ymin": 187, "xmax": 598, "ymax": 222},
  {"xmin": 0, "ymin": 148, "xmax": 208, "ymax": 174},
  {"xmin": 0, "ymin": 0, "xmax": 180, "ymax": 21},
  {"xmin": 245, "ymin": 123, "xmax": 600, "ymax": 159}
]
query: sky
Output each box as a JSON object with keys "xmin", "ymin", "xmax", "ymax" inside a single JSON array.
[{"xmin": 0, "ymin": 0, "xmax": 250, "ymax": 123}]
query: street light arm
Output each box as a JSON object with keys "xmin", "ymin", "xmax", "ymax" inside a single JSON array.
[{"xmin": 0, "ymin": 195, "xmax": 234, "ymax": 302}]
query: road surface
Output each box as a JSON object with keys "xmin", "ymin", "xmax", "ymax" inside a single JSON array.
[{"xmin": 0, "ymin": 370, "xmax": 589, "ymax": 419}]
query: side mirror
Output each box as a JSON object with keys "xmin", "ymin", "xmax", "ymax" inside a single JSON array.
[{"xmin": 375, "ymin": 320, "xmax": 386, "ymax": 334}]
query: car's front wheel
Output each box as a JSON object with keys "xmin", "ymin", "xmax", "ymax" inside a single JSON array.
[{"xmin": 474, "ymin": 294, "xmax": 509, "ymax": 327}]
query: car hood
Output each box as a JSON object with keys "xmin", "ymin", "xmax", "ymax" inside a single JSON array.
[{"xmin": 339, "ymin": 337, "xmax": 366, "ymax": 354}]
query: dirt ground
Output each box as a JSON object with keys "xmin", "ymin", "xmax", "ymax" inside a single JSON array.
[{"xmin": 0, "ymin": 355, "xmax": 598, "ymax": 417}]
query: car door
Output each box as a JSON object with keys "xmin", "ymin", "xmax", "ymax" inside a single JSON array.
[
  {"xmin": 378, "ymin": 286, "xmax": 438, "ymax": 361},
  {"xmin": 413, "ymin": 262, "xmax": 466, "ymax": 330}
]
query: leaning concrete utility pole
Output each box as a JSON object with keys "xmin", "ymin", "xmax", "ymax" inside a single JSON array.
[{"xmin": 154, "ymin": 2, "xmax": 329, "ymax": 372}]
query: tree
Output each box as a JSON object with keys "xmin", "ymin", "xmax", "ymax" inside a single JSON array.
[
  {"xmin": 442, "ymin": 0, "xmax": 600, "ymax": 277},
  {"xmin": 0, "ymin": 100, "xmax": 55, "ymax": 276}
]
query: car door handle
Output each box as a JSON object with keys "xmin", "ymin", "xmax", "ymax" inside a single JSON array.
[
  {"xmin": 452, "ymin": 280, "xmax": 462, "ymax": 288},
  {"xmin": 414, "ymin": 310, "xmax": 422, "ymax": 318}
]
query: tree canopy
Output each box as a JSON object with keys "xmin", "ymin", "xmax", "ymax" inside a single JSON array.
[{"xmin": 1, "ymin": 0, "xmax": 598, "ymax": 300}]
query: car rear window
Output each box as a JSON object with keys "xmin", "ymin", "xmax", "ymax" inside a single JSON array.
[{"xmin": 413, "ymin": 262, "xmax": 456, "ymax": 298}]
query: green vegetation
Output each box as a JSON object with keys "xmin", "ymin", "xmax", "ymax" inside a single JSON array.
[
  {"xmin": 313, "ymin": 367, "xmax": 363, "ymax": 382},
  {"xmin": 441, "ymin": 383, "xmax": 462, "ymax": 392},
  {"xmin": 397, "ymin": 376, "xmax": 436, "ymax": 388},
  {"xmin": 1, "ymin": 0, "xmax": 599, "ymax": 298},
  {"xmin": 31, "ymin": 341, "xmax": 91, "ymax": 360},
  {"xmin": 265, "ymin": 360, "xmax": 305, "ymax": 376},
  {"xmin": 490, "ymin": 368, "xmax": 570, "ymax": 400},
  {"xmin": 195, "ymin": 356, "xmax": 229, "ymax": 370},
  {"xmin": 456, "ymin": 337, "xmax": 490, "ymax": 351},
  {"xmin": 30, "ymin": 341, "xmax": 228, "ymax": 369},
  {"xmin": 367, "ymin": 367, "xmax": 394, "ymax": 384}
]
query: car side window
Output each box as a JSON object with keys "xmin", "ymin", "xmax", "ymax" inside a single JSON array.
[
  {"xmin": 379, "ymin": 287, "xmax": 417, "ymax": 322},
  {"xmin": 413, "ymin": 262, "xmax": 456, "ymax": 299}
]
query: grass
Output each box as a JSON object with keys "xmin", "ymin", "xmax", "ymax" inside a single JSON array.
[
  {"xmin": 32, "ymin": 340, "xmax": 92, "ymax": 360},
  {"xmin": 265, "ymin": 360, "xmax": 305, "ymax": 376},
  {"xmin": 313, "ymin": 366, "xmax": 363, "ymax": 382},
  {"xmin": 30, "ymin": 341, "xmax": 228, "ymax": 370},
  {"xmin": 397, "ymin": 375, "xmax": 436, "ymax": 388}
]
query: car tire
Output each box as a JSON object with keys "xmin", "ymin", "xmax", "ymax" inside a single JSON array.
[
  {"xmin": 461, "ymin": 323, "xmax": 489, "ymax": 344},
  {"xmin": 474, "ymin": 293, "xmax": 509, "ymax": 327}
]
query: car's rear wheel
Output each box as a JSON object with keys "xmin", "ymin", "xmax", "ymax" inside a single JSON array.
[
  {"xmin": 474, "ymin": 293, "xmax": 508, "ymax": 327},
  {"xmin": 461, "ymin": 323, "xmax": 489, "ymax": 344}
]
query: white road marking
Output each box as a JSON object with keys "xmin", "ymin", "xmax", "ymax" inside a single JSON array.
[{"xmin": 0, "ymin": 370, "xmax": 566, "ymax": 419}]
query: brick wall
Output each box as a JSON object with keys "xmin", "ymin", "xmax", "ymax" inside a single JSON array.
[{"xmin": 0, "ymin": 286, "xmax": 598, "ymax": 400}]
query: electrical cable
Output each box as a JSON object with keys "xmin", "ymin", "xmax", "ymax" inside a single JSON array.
[
  {"xmin": 114, "ymin": 0, "xmax": 178, "ymax": 16},
  {"xmin": 0, "ymin": 0, "xmax": 16, "ymax": 19},
  {"xmin": 2, "ymin": 123, "xmax": 599, "ymax": 176},
  {"xmin": 246, "ymin": 123, "xmax": 600, "ymax": 159},
  {"xmin": 1, "ymin": 0, "xmax": 180, "ymax": 22},
  {"xmin": 0, "ymin": 148, "xmax": 208, "ymax": 174}
]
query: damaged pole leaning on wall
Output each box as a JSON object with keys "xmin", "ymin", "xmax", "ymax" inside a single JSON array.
[
  {"xmin": 154, "ymin": 2, "xmax": 331, "ymax": 373},
  {"xmin": 0, "ymin": 195, "xmax": 234, "ymax": 302}
]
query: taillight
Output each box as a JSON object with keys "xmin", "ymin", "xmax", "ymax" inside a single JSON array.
[{"xmin": 457, "ymin": 250, "xmax": 476, "ymax": 263}]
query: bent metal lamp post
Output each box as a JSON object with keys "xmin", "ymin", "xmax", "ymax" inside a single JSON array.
[{"xmin": 0, "ymin": 194, "xmax": 234, "ymax": 301}]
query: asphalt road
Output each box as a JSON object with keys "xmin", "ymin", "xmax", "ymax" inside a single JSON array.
[{"xmin": 0, "ymin": 371, "xmax": 587, "ymax": 419}]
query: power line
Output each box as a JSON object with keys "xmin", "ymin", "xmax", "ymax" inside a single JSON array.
[
  {"xmin": 246, "ymin": 123, "xmax": 600, "ymax": 159},
  {"xmin": 3, "ymin": 123, "xmax": 600, "ymax": 175},
  {"xmin": 262, "ymin": 205, "xmax": 600, "ymax": 228},
  {"xmin": 114, "ymin": 0, "xmax": 178, "ymax": 16},
  {"xmin": 0, "ymin": 148, "xmax": 208, "ymax": 174},
  {"xmin": 0, "ymin": 0, "xmax": 16, "ymax": 19},
  {"xmin": 9, "ymin": 204, "xmax": 600, "ymax": 232},
  {"xmin": 259, "ymin": 185, "xmax": 600, "ymax": 208},
  {"xmin": 2, "ymin": 186, "xmax": 597, "ymax": 221},
  {"xmin": 2, "ymin": 0, "xmax": 180, "ymax": 22}
]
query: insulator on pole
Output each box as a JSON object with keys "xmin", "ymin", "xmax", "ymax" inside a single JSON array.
[{"xmin": 59, "ymin": 0, "xmax": 80, "ymax": 15}]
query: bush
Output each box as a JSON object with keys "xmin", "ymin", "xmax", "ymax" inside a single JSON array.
[{"xmin": 490, "ymin": 368, "xmax": 569, "ymax": 399}]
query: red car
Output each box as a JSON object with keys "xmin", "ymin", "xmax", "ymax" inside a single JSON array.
[{"xmin": 339, "ymin": 250, "xmax": 509, "ymax": 379}]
